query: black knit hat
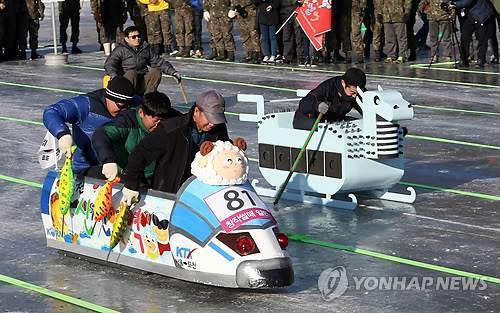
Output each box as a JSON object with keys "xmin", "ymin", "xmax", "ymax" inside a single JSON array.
[
  {"xmin": 105, "ymin": 76, "xmax": 135, "ymax": 104},
  {"xmin": 342, "ymin": 68, "xmax": 366, "ymax": 89}
]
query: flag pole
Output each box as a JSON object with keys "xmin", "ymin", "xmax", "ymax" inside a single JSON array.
[{"xmin": 276, "ymin": 11, "xmax": 296, "ymax": 34}]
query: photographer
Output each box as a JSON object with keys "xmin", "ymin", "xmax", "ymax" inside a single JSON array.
[{"xmin": 452, "ymin": 0, "xmax": 495, "ymax": 68}]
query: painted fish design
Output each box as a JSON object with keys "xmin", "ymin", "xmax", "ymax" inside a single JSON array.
[
  {"xmin": 94, "ymin": 177, "xmax": 120, "ymax": 222},
  {"xmin": 59, "ymin": 146, "xmax": 77, "ymax": 216}
]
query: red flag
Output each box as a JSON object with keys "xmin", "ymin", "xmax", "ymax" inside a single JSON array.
[{"xmin": 295, "ymin": 0, "xmax": 332, "ymax": 50}]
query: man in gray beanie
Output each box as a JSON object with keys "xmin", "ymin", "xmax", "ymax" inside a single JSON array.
[
  {"xmin": 293, "ymin": 68, "xmax": 367, "ymax": 130},
  {"xmin": 43, "ymin": 76, "xmax": 137, "ymax": 174}
]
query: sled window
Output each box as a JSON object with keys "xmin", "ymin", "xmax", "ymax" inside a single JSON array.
[
  {"xmin": 275, "ymin": 146, "xmax": 291, "ymax": 171},
  {"xmin": 325, "ymin": 152, "xmax": 342, "ymax": 178},
  {"xmin": 258, "ymin": 144, "xmax": 275, "ymax": 169},
  {"xmin": 291, "ymin": 148, "xmax": 307, "ymax": 173},
  {"xmin": 307, "ymin": 150, "xmax": 324, "ymax": 176}
]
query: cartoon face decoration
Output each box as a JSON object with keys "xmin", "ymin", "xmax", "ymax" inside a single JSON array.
[
  {"xmin": 152, "ymin": 214, "xmax": 169, "ymax": 243},
  {"xmin": 143, "ymin": 226, "xmax": 159, "ymax": 260},
  {"xmin": 212, "ymin": 148, "xmax": 247, "ymax": 182},
  {"xmin": 191, "ymin": 141, "xmax": 248, "ymax": 185}
]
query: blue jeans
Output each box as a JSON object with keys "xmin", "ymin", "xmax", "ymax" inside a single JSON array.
[{"xmin": 259, "ymin": 24, "xmax": 277, "ymax": 57}]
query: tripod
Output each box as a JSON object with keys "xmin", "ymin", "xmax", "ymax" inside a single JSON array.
[{"xmin": 427, "ymin": 13, "xmax": 461, "ymax": 68}]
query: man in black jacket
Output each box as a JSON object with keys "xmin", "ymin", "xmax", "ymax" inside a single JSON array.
[
  {"xmin": 121, "ymin": 90, "xmax": 247, "ymax": 203},
  {"xmin": 104, "ymin": 25, "xmax": 181, "ymax": 95},
  {"xmin": 293, "ymin": 67, "xmax": 367, "ymax": 130}
]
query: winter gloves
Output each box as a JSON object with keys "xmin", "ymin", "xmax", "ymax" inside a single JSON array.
[
  {"xmin": 318, "ymin": 102, "xmax": 330, "ymax": 114},
  {"xmin": 203, "ymin": 11, "xmax": 210, "ymax": 22},
  {"xmin": 102, "ymin": 163, "xmax": 119, "ymax": 181},
  {"xmin": 121, "ymin": 187, "xmax": 139, "ymax": 206},
  {"xmin": 58, "ymin": 134, "xmax": 73, "ymax": 157},
  {"xmin": 172, "ymin": 71, "xmax": 182, "ymax": 84},
  {"xmin": 228, "ymin": 9, "xmax": 237, "ymax": 18}
]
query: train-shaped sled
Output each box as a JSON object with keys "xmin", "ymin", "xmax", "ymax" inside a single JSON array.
[
  {"xmin": 239, "ymin": 86, "xmax": 416, "ymax": 209},
  {"xmin": 40, "ymin": 171, "xmax": 293, "ymax": 288}
]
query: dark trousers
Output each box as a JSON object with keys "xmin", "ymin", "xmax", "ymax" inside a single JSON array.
[
  {"xmin": 59, "ymin": 8, "xmax": 80, "ymax": 44},
  {"xmin": 260, "ymin": 24, "xmax": 278, "ymax": 57},
  {"xmin": 192, "ymin": 10, "xmax": 203, "ymax": 51},
  {"xmin": 28, "ymin": 18, "xmax": 40, "ymax": 50},
  {"xmin": 488, "ymin": 13, "xmax": 499, "ymax": 59},
  {"xmin": 5, "ymin": 12, "xmax": 28, "ymax": 57},
  {"xmin": 460, "ymin": 15, "xmax": 489, "ymax": 63},
  {"xmin": 124, "ymin": 68, "xmax": 162, "ymax": 95},
  {"xmin": 281, "ymin": 12, "xmax": 306, "ymax": 59}
]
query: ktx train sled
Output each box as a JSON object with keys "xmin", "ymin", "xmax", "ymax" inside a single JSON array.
[{"xmin": 40, "ymin": 172, "xmax": 293, "ymax": 288}]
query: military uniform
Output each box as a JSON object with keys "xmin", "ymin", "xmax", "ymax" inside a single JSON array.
[
  {"xmin": 381, "ymin": 0, "xmax": 412, "ymax": 62},
  {"xmin": 351, "ymin": 0, "xmax": 367, "ymax": 62},
  {"xmin": 231, "ymin": 0, "xmax": 260, "ymax": 62},
  {"xmin": 204, "ymin": 0, "xmax": 235, "ymax": 60},
  {"xmin": 420, "ymin": 0, "xmax": 452, "ymax": 61},
  {"xmin": 26, "ymin": 0, "xmax": 44, "ymax": 59},
  {"xmin": 372, "ymin": 0, "xmax": 385, "ymax": 60},
  {"xmin": 175, "ymin": 0, "xmax": 194, "ymax": 56},
  {"xmin": 334, "ymin": 0, "xmax": 352, "ymax": 61},
  {"xmin": 59, "ymin": 0, "xmax": 81, "ymax": 53},
  {"xmin": 139, "ymin": 0, "xmax": 173, "ymax": 54}
]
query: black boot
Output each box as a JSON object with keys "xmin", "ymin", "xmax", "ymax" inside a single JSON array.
[
  {"xmin": 31, "ymin": 49, "xmax": 43, "ymax": 60},
  {"xmin": 239, "ymin": 52, "xmax": 253, "ymax": 63},
  {"xmin": 99, "ymin": 44, "xmax": 104, "ymax": 51},
  {"xmin": 215, "ymin": 50, "xmax": 226, "ymax": 61},
  {"xmin": 180, "ymin": 47, "xmax": 190, "ymax": 57},
  {"xmin": 71, "ymin": 43, "xmax": 82, "ymax": 54},
  {"xmin": 206, "ymin": 49, "xmax": 218, "ymax": 60},
  {"xmin": 334, "ymin": 49, "xmax": 345, "ymax": 62},
  {"xmin": 252, "ymin": 52, "xmax": 261, "ymax": 64},
  {"xmin": 225, "ymin": 51, "xmax": 235, "ymax": 62},
  {"xmin": 408, "ymin": 49, "xmax": 416, "ymax": 61},
  {"xmin": 18, "ymin": 50, "xmax": 27, "ymax": 60},
  {"xmin": 61, "ymin": 43, "xmax": 68, "ymax": 53}
]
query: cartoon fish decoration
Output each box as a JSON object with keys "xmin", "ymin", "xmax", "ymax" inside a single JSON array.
[
  {"xmin": 94, "ymin": 177, "xmax": 120, "ymax": 222},
  {"xmin": 59, "ymin": 146, "xmax": 77, "ymax": 216},
  {"xmin": 50, "ymin": 193, "xmax": 67, "ymax": 235},
  {"xmin": 109, "ymin": 200, "xmax": 135, "ymax": 250}
]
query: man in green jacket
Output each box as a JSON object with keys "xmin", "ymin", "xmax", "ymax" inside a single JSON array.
[{"xmin": 91, "ymin": 92, "xmax": 181, "ymax": 184}]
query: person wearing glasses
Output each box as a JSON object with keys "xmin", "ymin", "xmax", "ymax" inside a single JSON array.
[
  {"xmin": 293, "ymin": 67, "xmax": 367, "ymax": 130},
  {"xmin": 91, "ymin": 92, "xmax": 181, "ymax": 183},
  {"xmin": 43, "ymin": 77, "xmax": 137, "ymax": 175},
  {"xmin": 104, "ymin": 25, "xmax": 181, "ymax": 95}
]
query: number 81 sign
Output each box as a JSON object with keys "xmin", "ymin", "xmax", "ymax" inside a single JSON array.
[{"xmin": 204, "ymin": 186, "xmax": 275, "ymax": 232}]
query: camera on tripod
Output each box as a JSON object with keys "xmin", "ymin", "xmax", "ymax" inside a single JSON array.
[{"xmin": 440, "ymin": 0, "xmax": 456, "ymax": 15}]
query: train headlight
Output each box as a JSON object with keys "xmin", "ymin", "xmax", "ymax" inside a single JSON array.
[
  {"xmin": 277, "ymin": 233, "xmax": 289, "ymax": 249},
  {"xmin": 236, "ymin": 235, "xmax": 255, "ymax": 255},
  {"xmin": 216, "ymin": 232, "xmax": 259, "ymax": 256}
]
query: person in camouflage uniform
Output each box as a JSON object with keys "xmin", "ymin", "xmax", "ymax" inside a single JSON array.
[
  {"xmin": 139, "ymin": 0, "xmax": 173, "ymax": 56},
  {"xmin": 91, "ymin": 0, "xmax": 127, "ymax": 56},
  {"xmin": 230, "ymin": 0, "xmax": 260, "ymax": 63},
  {"xmin": 351, "ymin": 0, "xmax": 367, "ymax": 63},
  {"xmin": 372, "ymin": 0, "xmax": 385, "ymax": 61},
  {"xmin": 203, "ymin": 0, "xmax": 236, "ymax": 61},
  {"xmin": 419, "ymin": 0, "xmax": 452, "ymax": 62},
  {"xmin": 174, "ymin": 0, "xmax": 193, "ymax": 57},
  {"xmin": 59, "ymin": 0, "xmax": 81, "ymax": 54},
  {"xmin": 25, "ymin": 0, "xmax": 44, "ymax": 60},
  {"xmin": 381, "ymin": 0, "xmax": 412, "ymax": 63},
  {"xmin": 334, "ymin": 0, "xmax": 353, "ymax": 63}
]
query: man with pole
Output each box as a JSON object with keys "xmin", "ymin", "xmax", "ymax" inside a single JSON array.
[{"xmin": 275, "ymin": 68, "xmax": 367, "ymax": 205}]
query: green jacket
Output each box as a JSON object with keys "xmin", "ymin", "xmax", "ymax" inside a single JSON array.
[{"xmin": 92, "ymin": 108, "xmax": 180, "ymax": 184}]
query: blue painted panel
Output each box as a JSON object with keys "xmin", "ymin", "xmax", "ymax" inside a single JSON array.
[{"xmin": 40, "ymin": 171, "xmax": 58, "ymax": 215}]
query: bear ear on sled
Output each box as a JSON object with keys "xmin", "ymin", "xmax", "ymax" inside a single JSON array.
[{"xmin": 200, "ymin": 141, "xmax": 214, "ymax": 156}]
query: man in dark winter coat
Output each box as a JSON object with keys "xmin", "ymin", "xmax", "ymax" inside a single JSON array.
[
  {"xmin": 104, "ymin": 26, "xmax": 181, "ymax": 94},
  {"xmin": 92, "ymin": 92, "xmax": 181, "ymax": 183},
  {"xmin": 43, "ymin": 77, "xmax": 136, "ymax": 174},
  {"xmin": 293, "ymin": 67, "xmax": 366, "ymax": 130},
  {"xmin": 121, "ymin": 90, "xmax": 247, "ymax": 203}
]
